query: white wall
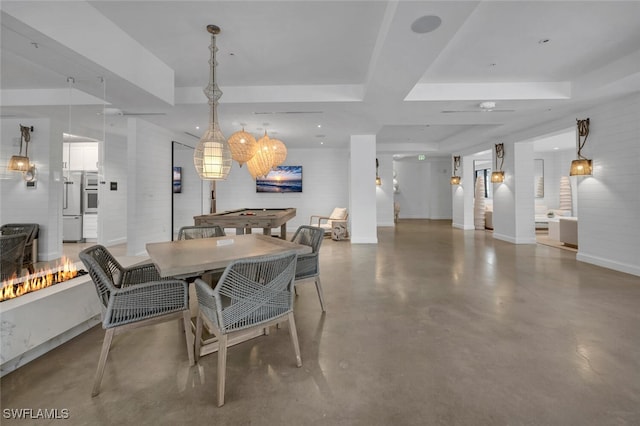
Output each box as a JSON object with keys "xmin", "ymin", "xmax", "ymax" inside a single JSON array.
[
  {"xmin": 171, "ymin": 143, "xmax": 208, "ymax": 238},
  {"xmin": 99, "ymin": 132, "xmax": 127, "ymax": 246},
  {"xmin": 376, "ymin": 153, "xmax": 394, "ymax": 226},
  {"xmin": 1, "ymin": 118, "xmax": 64, "ymax": 261},
  {"xmin": 126, "ymin": 118, "xmax": 173, "ymax": 255},
  {"xmin": 574, "ymin": 94, "xmax": 640, "ymax": 276},
  {"xmin": 349, "ymin": 135, "xmax": 377, "ymax": 244},
  {"xmin": 216, "ymin": 148, "xmax": 349, "ymax": 235},
  {"xmin": 469, "ymin": 93, "xmax": 639, "ymax": 276},
  {"xmin": 394, "ymin": 157, "xmax": 452, "ymax": 220},
  {"xmin": 534, "ymin": 148, "xmax": 577, "ymax": 213}
]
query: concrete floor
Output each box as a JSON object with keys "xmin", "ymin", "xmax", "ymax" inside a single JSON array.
[{"xmin": 2, "ymin": 220, "xmax": 640, "ymax": 425}]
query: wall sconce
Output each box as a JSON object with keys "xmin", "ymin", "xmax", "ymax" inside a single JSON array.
[
  {"xmin": 490, "ymin": 143, "xmax": 505, "ymax": 183},
  {"xmin": 570, "ymin": 118, "xmax": 592, "ymax": 176},
  {"xmin": 375, "ymin": 158, "xmax": 382, "ymax": 186},
  {"xmin": 450, "ymin": 155, "xmax": 461, "ymax": 185},
  {"xmin": 7, "ymin": 125, "xmax": 34, "ymax": 172}
]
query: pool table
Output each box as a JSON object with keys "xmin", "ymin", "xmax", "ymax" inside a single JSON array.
[{"xmin": 194, "ymin": 208, "xmax": 296, "ymax": 240}]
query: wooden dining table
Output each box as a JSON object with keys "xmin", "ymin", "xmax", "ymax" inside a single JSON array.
[
  {"xmin": 146, "ymin": 233, "xmax": 310, "ymax": 278},
  {"xmin": 145, "ymin": 233, "xmax": 311, "ymax": 356}
]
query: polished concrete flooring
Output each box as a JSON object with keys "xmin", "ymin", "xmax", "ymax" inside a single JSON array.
[{"xmin": 2, "ymin": 220, "xmax": 640, "ymax": 425}]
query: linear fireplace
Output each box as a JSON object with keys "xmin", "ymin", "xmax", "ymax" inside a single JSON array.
[{"xmin": 1, "ymin": 257, "xmax": 86, "ymax": 302}]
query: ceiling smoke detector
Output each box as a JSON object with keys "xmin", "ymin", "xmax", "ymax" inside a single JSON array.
[{"xmin": 479, "ymin": 101, "xmax": 496, "ymax": 111}]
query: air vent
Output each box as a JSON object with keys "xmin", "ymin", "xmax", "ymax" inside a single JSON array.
[{"xmin": 253, "ymin": 111, "xmax": 323, "ymax": 115}]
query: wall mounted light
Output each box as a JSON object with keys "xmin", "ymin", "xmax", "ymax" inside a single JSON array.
[
  {"xmin": 450, "ymin": 155, "xmax": 461, "ymax": 185},
  {"xmin": 7, "ymin": 125, "xmax": 34, "ymax": 172},
  {"xmin": 570, "ymin": 118, "xmax": 592, "ymax": 176},
  {"xmin": 193, "ymin": 25, "xmax": 232, "ymax": 180},
  {"xmin": 375, "ymin": 158, "xmax": 382, "ymax": 185},
  {"xmin": 490, "ymin": 143, "xmax": 505, "ymax": 183}
]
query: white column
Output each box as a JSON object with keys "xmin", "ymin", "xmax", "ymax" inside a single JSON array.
[
  {"xmin": 493, "ymin": 142, "xmax": 536, "ymax": 244},
  {"xmin": 452, "ymin": 155, "xmax": 475, "ymax": 230},
  {"xmin": 375, "ymin": 153, "xmax": 394, "ymax": 226},
  {"xmin": 350, "ymin": 135, "xmax": 377, "ymax": 244}
]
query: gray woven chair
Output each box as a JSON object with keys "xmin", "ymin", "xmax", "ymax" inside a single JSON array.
[
  {"xmin": 177, "ymin": 225, "xmax": 225, "ymax": 240},
  {"xmin": 194, "ymin": 250, "xmax": 301, "ymax": 406},
  {"xmin": 79, "ymin": 245, "xmax": 194, "ymax": 397},
  {"xmin": 0, "ymin": 233, "xmax": 27, "ymax": 281},
  {"xmin": 291, "ymin": 225, "xmax": 326, "ymax": 311},
  {"xmin": 177, "ymin": 225, "xmax": 226, "ymax": 284},
  {"xmin": 1, "ymin": 223, "xmax": 39, "ymax": 274}
]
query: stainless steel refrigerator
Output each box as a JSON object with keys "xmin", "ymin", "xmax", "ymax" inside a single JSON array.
[{"xmin": 63, "ymin": 171, "xmax": 83, "ymax": 242}]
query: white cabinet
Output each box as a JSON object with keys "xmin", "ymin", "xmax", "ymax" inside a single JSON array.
[
  {"xmin": 83, "ymin": 145, "xmax": 99, "ymax": 171},
  {"xmin": 63, "ymin": 142, "xmax": 99, "ymax": 171},
  {"xmin": 83, "ymin": 214, "xmax": 98, "ymax": 240},
  {"xmin": 62, "ymin": 144, "xmax": 70, "ymax": 170}
]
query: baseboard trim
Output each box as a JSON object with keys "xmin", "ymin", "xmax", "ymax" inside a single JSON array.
[
  {"xmin": 577, "ymin": 252, "xmax": 640, "ymax": 277},
  {"xmin": 453, "ymin": 223, "xmax": 475, "ymax": 230},
  {"xmin": 377, "ymin": 222, "xmax": 395, "ymax": 227},
  {"xmin": 350, "ymin": 237, "xmax": 378, "ymax": 244},
  {"xmin": 105, "ymin": 237, "xmax": 126, "ymax": 246},
  {"xmin": 493, "ymin": 233, "xmax": 536, "ymax": 245}
]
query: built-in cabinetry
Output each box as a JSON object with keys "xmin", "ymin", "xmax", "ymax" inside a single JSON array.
[
  {"xmin": 63, "ymin": 142, "xmax": 98, "ymax": 171},
  {"xmin": 83, "ymin": 213, "xmax": 98, "ymax": 241}
]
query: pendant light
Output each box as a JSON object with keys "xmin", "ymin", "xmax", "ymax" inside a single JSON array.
[
  {"xmin": 193, "ymin": 25, "xmax": 232, "ymax": 180},
  {"xmin": 227, "ymin": 127, "xmax": 258, "ymax": 167},
  {"xmin": 247, "ymin": 131, "xmax": 275, "ymax": 179}
]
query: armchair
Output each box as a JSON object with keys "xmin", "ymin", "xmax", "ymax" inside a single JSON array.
[
  {"xmin": 177, "ymin": 225, "xmax": 225, "ymax": 240},
  {"xmin": 1, "ymin": 223, "xmax": 39, "ymax": 274},
  {"xmin": 194, "ymin": 250, "xmax": 301, "ymax": 406},
  {"xmin": 79, "ymin": 245, "xmax": 194, "ymax": 397},
  {"xmin": 309, "ymin": 207, "xmax": 348, "ymax": 235},
  {"xmin": 291, "ymin": 225, "xmax": 325, "ymax": 311},
  {"xmin": 0, "ymin": 233, "xmax": 27, "ymax": 281}
]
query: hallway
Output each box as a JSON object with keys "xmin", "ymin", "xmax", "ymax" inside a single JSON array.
[{"xmin": 2, "ymin": 220, "xmax": 640, "ymax": 424}]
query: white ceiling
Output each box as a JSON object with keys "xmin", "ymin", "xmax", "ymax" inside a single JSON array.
[{"xmin": 1, "ymin": 1, "xmax": 639, "ymax": 155}]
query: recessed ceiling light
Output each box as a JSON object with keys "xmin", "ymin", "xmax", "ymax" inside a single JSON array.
[
  {"xmin": 411, "ymin": 15, "xmax": 442, "ymax": 34},
  {"xmin": 196, "ymin": 126, "xmax": 200, "ymax": 130},
  {"xmin": 320, "ymin": 142, "xmax": 324, "ymax": 145},
  {"xmin": 317, "ymin": 124, "xmax": 322, "ymax": 128},
  {"xmin": 553, "ymin": 147, "xmax": 559, "ymax": 150},
  {"xmin": 538, "ymin": 38, "xmax": 550, "ymax": 44}
]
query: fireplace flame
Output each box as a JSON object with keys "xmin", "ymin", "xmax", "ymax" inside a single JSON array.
[{"xmin": 0, "ymin": 257, "xmax": 79, "ymax": 302}]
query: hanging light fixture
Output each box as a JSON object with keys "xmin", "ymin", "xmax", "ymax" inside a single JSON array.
[
  {"xmin": 246, "ymin": 131, "xmax": 275, "ymax": 179},
  {"xmin": 193, "ymin": 25, "xmax": 232, "ymax": 180},
  {"xmin": 227, "ymin": 127, "xmax": 258, "ymax": 167},
  {"xmin": 269, "ymin": 137, "xmax": 287, "ymax": 169},
  {"xmin": 570, "ymin": 118, "xmax": 592, "ymax": 176},
  {"xmin": 375, "ymin": 158, "xmax": 382, "ymax": 185},
  {"xmin": 7, "ymin": 125, "xmax": 33, "ymax": 172},
  {"xmin": 450, "ymin": 155, "xmax": 461, "ymax": 185},
  {"xmin": 490, "ymin": 143, "xmax": 505, "ymax": 183}
]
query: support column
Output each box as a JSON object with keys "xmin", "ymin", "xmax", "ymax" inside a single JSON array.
[
  {"xmin": 349, "ymin": 135, "xmax": 377, "ymax": 244},
  {"xmin": 452, "ymin": 155, "xmax": 475, "ymax": 230},
  {"xmin": 493, "ymin": 142, "xmax": 536, "ymax": 244}
]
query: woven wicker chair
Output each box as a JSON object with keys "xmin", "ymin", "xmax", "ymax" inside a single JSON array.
[
  {"xmin": 194, "ymin": 250, "xmax": 301, "ymax": 406},
  {"xmin": 291, "ymin": 225, "xmax": 326, "ymax": 311},
  {"xmin": 0, "ymin": 233, "xmax": 27, "ymax": 281},
  {"xmin": 1, "ymin": 223, "xmax": 39, "ymax": 274},
  {"xmin": 177, "ymin": 225, "xmax": 226, "ymax": 285},
  {"xmin": 177, "ymin": 225, "xmax": 225, "ymax": 240},
  {"xmin": 79, "ymin": 245, "xmax": 194, "ymax": 397}
]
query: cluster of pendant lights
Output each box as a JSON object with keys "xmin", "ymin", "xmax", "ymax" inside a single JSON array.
[
  {"xmin": 194, "ymin": 25, "xmax": 286, "ymax": 181},
  {"xmin": 228, "ymin": 128, "xmax": 287, "ymax": 179}
]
